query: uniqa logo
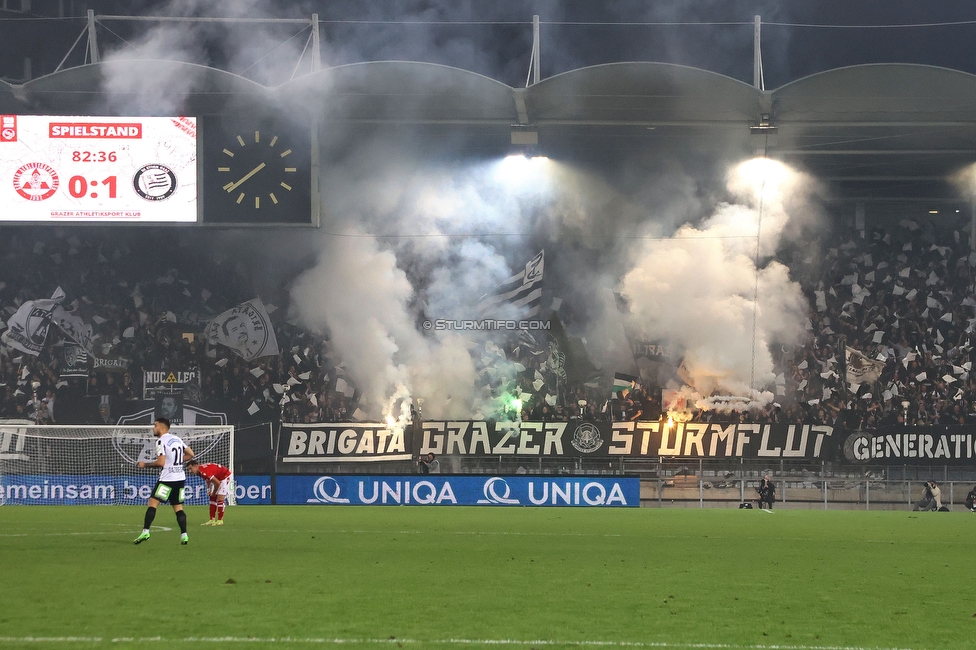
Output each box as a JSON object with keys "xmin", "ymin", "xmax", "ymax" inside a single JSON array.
[
  {"xmin": 476, "ymin": 477, "xmax": 520, "ymax": 505},
  {"xmin": 308, "ymin": 476, "xmax": 350, "ymax": 504}
]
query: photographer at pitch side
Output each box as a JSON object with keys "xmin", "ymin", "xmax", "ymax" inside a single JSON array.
[
  {"xmin": 416, "ymin": 452, "xmax": 440, "ymax": 474},
  {"xmin": 912, "ymin": 480, "xmax": 942, "ymax": 511}
]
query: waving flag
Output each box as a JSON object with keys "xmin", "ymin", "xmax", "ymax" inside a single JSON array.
[
  {"xmin": 205, "ymin": 298, "xmax": 280, "ymax": 361},
  {"xmin": 1, "ymin": 287, "xmax": 65, "ymax": 356},
  {"xmin": 477, "ymin": 250, "xmax": 544, "ymax": 317}
]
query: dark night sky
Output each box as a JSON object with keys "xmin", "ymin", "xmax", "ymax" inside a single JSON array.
[{"xmin": 6, "ymin": 0, "xmax": 976, "ymax": 87}]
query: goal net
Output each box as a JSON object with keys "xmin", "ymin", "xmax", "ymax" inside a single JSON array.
[{"xmin": 0, "ymin": 424, "xmax": 234, "ymax": 506}]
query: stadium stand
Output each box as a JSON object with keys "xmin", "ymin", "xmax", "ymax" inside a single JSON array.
[{"xmin": 1, "ymin": 215, "xmax": 974, "ymax": 430}]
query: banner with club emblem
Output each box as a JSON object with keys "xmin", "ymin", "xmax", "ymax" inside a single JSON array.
[{"xmin": 280, "ymin": 421, "xmax": 841, "ymax": 461}]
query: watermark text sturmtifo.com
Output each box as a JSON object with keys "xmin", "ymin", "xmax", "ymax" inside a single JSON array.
[{"xmin": 423, "ymin": 319, "xmax": 551, "ymax": 331}]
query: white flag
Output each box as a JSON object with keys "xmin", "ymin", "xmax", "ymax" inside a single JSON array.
[
  {"xmin": 845, "ymin": 346, "xmax": 886, "ymax": 385},
  {"xmin": 0, "ymin": 287, "xmax": 65, "ymax": 356},
  {"xmin": 204, "ymin": 298, "xmax": 280, "ymax": 362}
]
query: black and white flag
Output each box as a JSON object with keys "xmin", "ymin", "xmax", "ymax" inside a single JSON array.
[
  {"xmin": 1, "ymin": 287, "xmax": 65, "ymax": 356},
  {"xmin": 59, "ymin": 343, "xmax": 90, "ymax": 378},
  {"xmin": 477, "ymin": 250, "xmax": 544, "ymax": 317},
  {"xmin": 845, "ymin": 346, "xmax": 886, "ymax": 384},
  {"xmin": 51, "ymin": 304, "xmax": 95, "ymax": 352},
  {"xmin": 204, "ymin": 298, "xmax": 280, "ymax": 362}
]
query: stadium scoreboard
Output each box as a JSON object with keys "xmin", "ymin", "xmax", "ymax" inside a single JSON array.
[
  {"xmin": 0, "ymin": 114, "xmax": 312, "ymax": 225},
  {"xmin": 0, "ymin": 115, "xmax": 197, "ymax": 222}
]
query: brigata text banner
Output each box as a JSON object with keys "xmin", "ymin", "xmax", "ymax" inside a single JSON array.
[{"xmin": 275, "ymin": 475, "xmax": 639, "ymax": 507}]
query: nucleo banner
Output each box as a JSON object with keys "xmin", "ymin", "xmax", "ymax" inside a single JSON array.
[
  {"xmin": 275, "ymin": 475, "xmax": 639, "ymax": 507},
  {"xmin": 0, "ymin": 115, "xmax": 197, "ymax": 222}
]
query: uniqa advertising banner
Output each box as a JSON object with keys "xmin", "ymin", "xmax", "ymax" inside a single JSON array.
[
  {"xmin": 280, "ymin": 421, "xmax": 838, "ymax": 461},
  {"xmin": 275, "ymin": 475, "xmax": 640, "ymax": 507}
]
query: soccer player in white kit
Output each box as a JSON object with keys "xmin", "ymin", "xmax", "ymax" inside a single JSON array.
[{"xmin": 133, "ymin": 418, "xmax": 195, "ymax": 545}]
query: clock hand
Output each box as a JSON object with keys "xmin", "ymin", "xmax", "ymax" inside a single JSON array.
[{"xmin": 223, "ymin": 162, "xmax": 266, "ymax": 193}]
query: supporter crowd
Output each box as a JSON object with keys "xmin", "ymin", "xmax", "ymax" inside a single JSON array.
[
  {"xmin": 1, "ymin": 216, "xmax": 975, "ymax": 431},
  {"xmin": 0, "ymin": 228, "xmax": 358, "ymax": 425}
]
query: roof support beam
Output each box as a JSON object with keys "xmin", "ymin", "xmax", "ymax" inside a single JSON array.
[
  {"xmin": 753, "ymin": 16, "xmax": 763, "ymax": 90},
  {"xmin": 820, "ymin": 176, "xmax": 951, "ymax": 181},
  {"xmin": 87, "ymin": 10, "xmax": 99, "ymax": 65},
  {"xmin": 513, "ymin": 88, "xmax": 529, "ymax": 124},
  {"xmin": 532, "ymin": 15, "xmax": 541, "ymax": 86},
  {"xmin": 311, "ymin": 13, "xmax": 321, "ymax": 72},
  {"xmin": 776, "ymin": 149, "xmax": 976, "ymax": 155}
]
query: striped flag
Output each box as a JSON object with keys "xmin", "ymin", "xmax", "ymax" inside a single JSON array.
[
  {"xmin": 477, "ymin": 250, "xmax": 544, "ymax": 317},
  {"xmin": 611, "ymin": 372, "xmax": 638, "ymax": 398}
]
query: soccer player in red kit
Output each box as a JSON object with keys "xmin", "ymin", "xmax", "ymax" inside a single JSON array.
[{"xmin": 187, "ymin": 459, "xmax": 232, "ymax": 526}]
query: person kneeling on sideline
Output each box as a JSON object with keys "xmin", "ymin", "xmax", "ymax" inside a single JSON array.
[
  {"xmin": 912, "ymin": 480, "xmax": 942, "ymax": 511},
  {"xmin": 187, "ymin": 459, "xmax": 232, "ymax": 526},
  {"xmin": 756, "ymin": 475, "xmax": 775, "ymax": 509}
]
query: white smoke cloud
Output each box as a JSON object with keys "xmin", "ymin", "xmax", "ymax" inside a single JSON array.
[
  {"xmin": 85, "ymin": 3, "xmax": 822, "ymax": 422},
  {"xmin": 619, "ymin": 158, "xmax": 815, "ymax": 413},
  {"xmin": 289, "ymin": 230, "xmax": 482, "ymax": 420},
  {"xmin": 289, "ymin": 152, "xmax": 556, "ymax": 420}
]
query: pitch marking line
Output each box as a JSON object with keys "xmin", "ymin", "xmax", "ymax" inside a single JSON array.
[
  {"xmin": 0, "ymin": 525, "xmax": 171, "ymax": 538},
  {"xmin": 253, "ymin": 529, "xmax": 623, "ymax": 537},
  {"xmin": 0, "ymin": 637, "xmax": 919, "ymax": 649}
]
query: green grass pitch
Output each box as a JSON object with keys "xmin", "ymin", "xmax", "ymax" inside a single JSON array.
[{"xmin": 0, "ymin": 506, "xmax": 973, "ymax": 650}]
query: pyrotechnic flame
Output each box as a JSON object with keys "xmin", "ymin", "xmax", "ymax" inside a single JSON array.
[{"xmin": 382, "ymin": 383, "xmax": 414, "ymax": 434}]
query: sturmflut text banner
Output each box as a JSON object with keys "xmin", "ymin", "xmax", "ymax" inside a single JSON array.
[
  {"xmin": 275, "ymin": 474, "xmax": 639, "ymax": 507},
  {"xmin": 0, "ymin": 474, "xmax": 270, "ymax": 505},
  {"xmin": 280, "ymin": 421, "xmax": 838, "ymax": 461}
]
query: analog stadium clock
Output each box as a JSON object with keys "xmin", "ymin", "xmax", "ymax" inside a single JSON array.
[{"xmin": 202, "ymin": 118, "xmax": 312, "ymax": 224}]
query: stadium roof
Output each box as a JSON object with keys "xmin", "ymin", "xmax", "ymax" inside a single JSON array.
[{"xmin": 2, "ymin": 60, "xmax": 974, "ymax": 203}]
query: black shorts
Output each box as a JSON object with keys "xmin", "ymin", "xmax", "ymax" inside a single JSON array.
[{"xmin": 151, "ymin": 480, "xmax": 186, "ymax": 505}]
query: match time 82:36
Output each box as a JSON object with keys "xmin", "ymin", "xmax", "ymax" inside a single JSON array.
[{"xmin": 71, "ymin": 151, "xmax": 117, "ymax": 162}]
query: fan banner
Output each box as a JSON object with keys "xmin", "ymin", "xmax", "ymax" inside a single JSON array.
[
  {"xmin": 280, "ymin": 422, "xmax": 412, "ymax": 463},
  {"xmin": 142, "ymin": 367, "xmax": 200, "ymax": 399},
  {"xmin": 276, "ymin": 474, "xmax": 639, "ymax": 507},
  {"xmin": 843, "ymin": 427, "xmax": 976, "ymax": 464},
  {"xmin": 280, "ymin": 421, "xmax": 839, "ymax": 461}
]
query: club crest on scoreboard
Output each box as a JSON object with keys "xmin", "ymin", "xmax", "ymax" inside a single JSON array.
[
  {"xmin": 13, "ymin": 162, "xmax": 59, "ymax": 201},
  {"xmin": 132, "ymin": 163, "xmax": 177, "ymax": 201}
]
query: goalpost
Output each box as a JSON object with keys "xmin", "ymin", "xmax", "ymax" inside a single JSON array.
[{"xmin": 0, "ymin": 424, "xmax": 234, "ymax": 506}]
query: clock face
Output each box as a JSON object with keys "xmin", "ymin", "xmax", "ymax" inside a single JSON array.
[{"xmin": 203, "ymin": 119, "xmax": 311, "ymax": 224}]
